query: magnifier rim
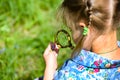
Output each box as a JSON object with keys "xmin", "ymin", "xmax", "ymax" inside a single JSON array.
[{"xmin": 55, "ymin": 29, "xmax": 73, "ymax": 48}]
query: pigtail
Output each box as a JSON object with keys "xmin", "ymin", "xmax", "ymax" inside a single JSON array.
[
  {"xmin": 71, "ymin": 0, "xmax": 93, "ymax": 58},
  {"xmin": 59, "ymin": 0, "xmax": 118, "ymax": 58}
]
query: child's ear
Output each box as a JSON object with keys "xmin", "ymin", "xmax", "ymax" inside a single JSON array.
[{"xmin": 79, "ymin": 22, "xmax": 86, "ymax": 28}]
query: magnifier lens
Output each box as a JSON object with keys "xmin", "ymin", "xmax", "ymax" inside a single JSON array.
[
  {"xmin": 55, "ymin": 29, "xmax": 74, "ymax": 49},
  {"xmin": 57, "ymin": 31, "xmax": 69, "ymax": 47}
]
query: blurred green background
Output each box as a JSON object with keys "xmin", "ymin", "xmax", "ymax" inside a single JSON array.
[{"xmin": 0, "ymin": 0, "xmax": 72, "ymax": 80}]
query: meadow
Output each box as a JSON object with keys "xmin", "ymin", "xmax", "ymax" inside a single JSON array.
[
  {"xmin": 0, "ymin": 0, "xmax": 72, "ymax": 80},
  {"xmin": 0, "ymin": 0, "xmax": 120, "ymax": 80}
]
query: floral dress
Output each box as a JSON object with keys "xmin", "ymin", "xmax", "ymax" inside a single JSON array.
[{"xmin": 54, "ymin": 42, "xmax": 120, "ymax": 80}]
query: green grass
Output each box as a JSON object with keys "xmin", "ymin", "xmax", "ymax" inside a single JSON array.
[
  {"xmin": 0, "ymin": 0, "xmax": 72, "ymax": 80},
  {"xmin": 1, "ymin": 0, "xmax": 119, "ymax": 80}
]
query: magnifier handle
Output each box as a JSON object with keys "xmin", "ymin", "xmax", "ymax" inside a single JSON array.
[{"xmin": 50, "ymin": 42, "xmax": 59, "ymax": 53}]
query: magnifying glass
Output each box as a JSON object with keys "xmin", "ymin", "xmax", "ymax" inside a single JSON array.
[{"xmin": 51, "ymin": 29, "xmax": 74, "ymax": 53}]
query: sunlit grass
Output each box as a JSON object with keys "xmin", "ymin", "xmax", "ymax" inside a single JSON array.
[{"xmin": 0, "ymin": 0, "xmax": 72, "ymax": 80}]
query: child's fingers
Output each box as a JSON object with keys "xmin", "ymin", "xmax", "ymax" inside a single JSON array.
[
  {"xmin": 43, "ymin": 42, "xmax": 59, "ymax": 56},
  {"xmin": 43, "ymin": 44, "xmax": 52, "ymax": 55},
  {"xmin": 52, "ymin": 51, "xmax": 58, "ymax": 57},
  {"xmin": 44, "ymin": 42, "xmax": 59, "ymax": 56}
]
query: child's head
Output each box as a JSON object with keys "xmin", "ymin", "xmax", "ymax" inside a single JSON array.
[{"xmin": 59, "ymin": 0, "xmax": 120, "ymax": 54}]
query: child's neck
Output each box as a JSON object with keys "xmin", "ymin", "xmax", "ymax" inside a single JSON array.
[{"xmin": 92, "ymin": 31, "xmax": 120, "ymax": 60}]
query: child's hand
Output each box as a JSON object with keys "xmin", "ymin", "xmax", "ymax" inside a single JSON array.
[{"xmin": 43, "ymin": 43, "xmax": 59, "ymax": 70}]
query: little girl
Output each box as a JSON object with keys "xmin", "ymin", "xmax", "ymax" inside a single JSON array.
[{"xmin": 43, "ymin": 0, "xmax": 120, "ymax": 80}]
